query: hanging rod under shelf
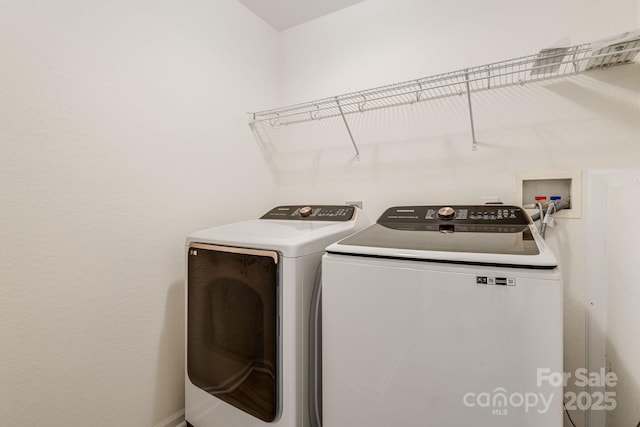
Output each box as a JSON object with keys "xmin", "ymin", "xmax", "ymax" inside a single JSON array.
[{"xmin": 249, "ymin": 32, "xmax": 640, "ymax": 155}]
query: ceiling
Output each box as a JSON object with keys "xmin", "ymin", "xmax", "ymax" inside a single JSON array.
[{"xmin": 237, "ymin": 0, "xmax": 370, "ymax": 31}]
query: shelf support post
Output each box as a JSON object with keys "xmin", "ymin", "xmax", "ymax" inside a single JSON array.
[
  {"xmin": 336, "ymin": 97, "xmax": 360, "ymax": 159},
  {"xmin": 464, "ymin": 70, "xmax": 478, "ymax": 151}
]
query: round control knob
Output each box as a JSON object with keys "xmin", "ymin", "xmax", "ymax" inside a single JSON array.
[
  {"xmin": 299, "ymin": 206, "xmax": 313, "ymax": 217},
  {"xmin": 437, "ymin": 206, "xmax": 456, "ymax": 220}
]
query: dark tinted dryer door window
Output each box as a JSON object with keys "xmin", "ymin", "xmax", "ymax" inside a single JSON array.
[{"xmin": 187, "ymin": 243, "xmax": 279, "ymax": 422}]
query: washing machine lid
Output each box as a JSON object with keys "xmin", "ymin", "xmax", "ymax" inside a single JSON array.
[
  {"xmin": 326, "ymin": 205, "xmax": 558, "ymax": 268},
  {"xmin": 187, "ymin": 205, "xmax": 368, "ymax": 258}
]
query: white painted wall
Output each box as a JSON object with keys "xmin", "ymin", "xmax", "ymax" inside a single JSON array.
[
  {"xmin": 0, "ymin": 1, "xmax": 278, "ymax": 426},
  {"xmin": 271, "ymin": 1, "xmax": 640, "ymax": 426},
  {"xmin": 276, "ymin": 0, "xmax": 637, "ymax": 105}
]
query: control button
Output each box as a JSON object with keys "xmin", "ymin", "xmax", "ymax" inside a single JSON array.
[
  {"xmin": 439, "ymin": 224, "xmax": 455, "ymax": 234},
  {"xmin": 437, "ymin": 206, "xmax": 456, "ymax": 220},
  {"xmin": 299, "ymin": 206, "xmax": 313, "ymax": 217}
]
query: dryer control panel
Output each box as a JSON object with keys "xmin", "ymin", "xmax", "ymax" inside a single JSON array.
[{"xmin": 261, "ymin": 205, "xmax": 355, "ymax": 221}]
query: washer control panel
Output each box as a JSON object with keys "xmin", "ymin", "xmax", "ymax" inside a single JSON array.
[
  {"xmin": 261, "ymin": 205, "xmax": 355, "ymax": 221},
  {"xmin": 379, "ymin": 205, "xmax": 530, "ymax": 227}
]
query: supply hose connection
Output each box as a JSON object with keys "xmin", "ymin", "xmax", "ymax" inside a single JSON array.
[{"xmin": 528, "ymin": 199, "xmax": 570, "ymax": 238}]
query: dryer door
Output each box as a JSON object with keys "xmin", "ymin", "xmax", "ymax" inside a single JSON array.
[{"xmin": 187, "ymin": 243, "xmax": 280, "ymax": 423}]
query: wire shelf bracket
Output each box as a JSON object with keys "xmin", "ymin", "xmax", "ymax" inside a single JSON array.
[
  {"xmin": 336, "ymin": 97, "xmax": 360, "ymax": 159},
  {"xmin": 464, "ymin": 70, "xmax": 478, "ymax": 151}
]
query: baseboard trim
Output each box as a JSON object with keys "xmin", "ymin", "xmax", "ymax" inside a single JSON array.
[{"xmin": 154, "ymin": 409, "xmax": 185, "ymax": 427}]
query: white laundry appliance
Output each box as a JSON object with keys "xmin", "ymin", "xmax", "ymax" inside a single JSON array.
[
  {"xmin": 185, "ymin": 205, "xmax": 369, "ymax": 427},
  {"xmin": 322, "ymin": 205, "xmax": 563, "ymax": 427}
]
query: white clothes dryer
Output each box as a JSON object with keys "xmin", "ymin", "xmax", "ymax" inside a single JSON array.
[
  {"xmin": 322, "ymin": 205, "xmax": 563, "ymax": 427},
  {"xmin": 185, "ymin": 205, "xmax": 368, "ymax": 427}
]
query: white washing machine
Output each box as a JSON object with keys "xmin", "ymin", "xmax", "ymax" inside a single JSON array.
[
  {"xmin": 185, "ymin": 205, "xmax": 369, "ymax": 427},
  {"xmin": 322, "ymin": 205, "xmax": 563, "ymax": 427}
]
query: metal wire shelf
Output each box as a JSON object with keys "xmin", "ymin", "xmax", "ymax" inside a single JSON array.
[{"xmin": 250, "ymin": 33, "xmax": 640, "ymax": 157}]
